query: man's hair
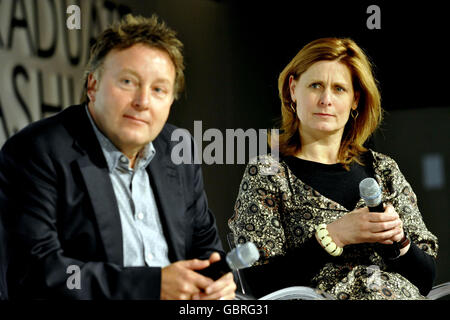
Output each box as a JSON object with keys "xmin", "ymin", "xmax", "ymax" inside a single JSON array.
[
  {"xmin": 272, "ymin": 37, "xmax": 382, "ymax": 169},
  {"xmin": 80, "ymin": 14, "xmax": 185, "ymax": 103}
]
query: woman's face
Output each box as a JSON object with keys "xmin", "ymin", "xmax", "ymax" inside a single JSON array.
[{"xmin": 289, "ymin": 60, "xmax": 359, "ymax": 139}]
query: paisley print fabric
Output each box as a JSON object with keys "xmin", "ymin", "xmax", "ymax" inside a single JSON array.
[{"xmin": 228, "ymin": 150, "xmax": 438, "ymax": 300}]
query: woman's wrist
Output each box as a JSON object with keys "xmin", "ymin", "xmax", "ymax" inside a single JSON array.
[
  {"xmin": 315, "ymin": 224, "xmax": 344, "ymax": 256},
  {"xmin": 325, "ymin": 222, "xmax": 345, "ymax": 248},
  {"xmin": 397, "ymin": 231, "xmax": 411, "ymax": 257},
  {"xmin": 399, "ymin": 243, "xmax": 411, "ymax": 257}
]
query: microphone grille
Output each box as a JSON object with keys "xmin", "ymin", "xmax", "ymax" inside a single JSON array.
[
  {"xmin": 359, "ymin": 178, "xmax": 382, "ymax": 206},
  {"xmin": 227, "ymin": 242, "xmax": 260, "ymax": 270}
]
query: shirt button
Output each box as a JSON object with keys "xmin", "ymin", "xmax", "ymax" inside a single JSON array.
[
  {"xmin": 137, "ymin": 212, "xmax": 144, "ymax": 220},
  {"xmin": 147, "ymin": 253, "xmax": 153, "ymax": 261},
  {"xmin": 119, "ymin": 155, "xmax": 128, "ymax": 164}
]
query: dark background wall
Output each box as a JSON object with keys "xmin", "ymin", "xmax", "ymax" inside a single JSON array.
[{"xmin": 1, "ymin": 0, "xmax": 448, "ymax": 288}]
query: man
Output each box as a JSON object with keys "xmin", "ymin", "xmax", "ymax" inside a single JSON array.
[{"xmin": 0, "ymin": 14, "xmax": 235, "ymax": 300}]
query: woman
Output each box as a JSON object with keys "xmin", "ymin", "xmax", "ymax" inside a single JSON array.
[{"xmin": 228, "ymin": 38, "xmax": 438, "ymax": 300}]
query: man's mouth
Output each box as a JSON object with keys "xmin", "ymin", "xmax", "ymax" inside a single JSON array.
[{"xmin": 123, "ymin": 115, "xmax": 148, "ymax": 124}]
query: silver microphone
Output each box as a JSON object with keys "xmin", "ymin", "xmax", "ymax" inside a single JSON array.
[
  {"xmin": 359, "ymin": 177, "xmax": 384, "ymax": 212},
  {"xmin": 198, "ymin": 242, "xmax": 259, "ymax": 280},
  {"xmin": 226, "ymin": 242, "xmax": 260, "ymax": 269}
]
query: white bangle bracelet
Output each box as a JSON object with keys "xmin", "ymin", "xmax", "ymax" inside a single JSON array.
[{"xmin": 315, "ymin": 224, "xmax": 343, "ymax": 256}]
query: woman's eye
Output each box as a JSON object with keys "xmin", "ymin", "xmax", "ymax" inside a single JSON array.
[{"xmin": 336, "ymin": 86, "xmax": 346, "ymax": 92}]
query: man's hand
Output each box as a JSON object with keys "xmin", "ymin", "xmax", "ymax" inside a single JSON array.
[
  {"xmin": 160, "ymin": 258, "xmax": 214, "ymax": 300},
  {"xmin": 160, "ymin": 253, "xmax": 237, "ymax": 300},
  {"xmin": 192, "ymin": 252, "xmax": 237, "ymax": 300}
]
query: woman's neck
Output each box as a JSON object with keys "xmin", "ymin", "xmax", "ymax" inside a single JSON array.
[{"xmin": 295, "ymin": 129, "xmax": 343, "ymax": 164}]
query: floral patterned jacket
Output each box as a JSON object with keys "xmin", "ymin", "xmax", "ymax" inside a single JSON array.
[{"xmin": 229, "ymin": 150, "xmax": 438, "ymax": 299}]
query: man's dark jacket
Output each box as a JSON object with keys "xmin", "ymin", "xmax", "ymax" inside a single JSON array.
[{"xmin": 0, "ymin": 104, "xmax": 223, "ymax": 299}]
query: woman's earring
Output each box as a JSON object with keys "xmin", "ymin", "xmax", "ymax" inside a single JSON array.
[
  {"xmin": 290, "ymin": 102, "xmax": 297, "ymax": 113},
  {"xmin": 351, "ymin": 109, "xmax": 359, "ymax": 120}
]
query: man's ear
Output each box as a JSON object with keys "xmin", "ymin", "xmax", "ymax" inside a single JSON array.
[{"xmin": 86, "ymin": 73, "xmax": 98, "ymax": 103}]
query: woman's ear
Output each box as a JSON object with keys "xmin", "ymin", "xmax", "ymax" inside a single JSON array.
[
  {"xmin": 289, "ymin": 75, "xmax": 296, "ymax": 102},
  {"xmin": 353, "ymin": 91, "xmax": 360, "ymax": 109}
]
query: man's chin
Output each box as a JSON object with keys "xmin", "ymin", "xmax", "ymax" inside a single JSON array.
[
  {"xmin": 113, "ymin": 136, "xmax": 151, "ymax": 153},
  {"xmin": 116, "ymin": 127, "xmax": 163, "ymax": 149},
  {"xmin": 121, "ymin": 130, "xmax": 156, "ymax": 144}
]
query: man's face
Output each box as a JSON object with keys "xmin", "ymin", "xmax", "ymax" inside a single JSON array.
[{"xmin": 87, "ymin": 43, "xmax": 176, "ymax": 156}]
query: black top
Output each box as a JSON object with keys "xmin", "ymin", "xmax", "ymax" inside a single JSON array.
[
  {"xmin": 241, "ymin": 155, "xmax": 436, "ymax": 299},
  {"xmin": 283, "ymin": 155, "xmax": 374, "ymax": 210}
]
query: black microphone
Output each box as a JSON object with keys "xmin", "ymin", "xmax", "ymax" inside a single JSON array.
[
  {"xmin": 359, "ymin": 177, "xmax": 384, "ymax": 212},
  {"xmin": 198, "ymin": 242, "xmax": 259, "ymax": 280}
]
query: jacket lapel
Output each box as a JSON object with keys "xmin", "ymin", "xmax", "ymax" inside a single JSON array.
[
  {"xmin": 147, "ymin": 132, "xmax": 186, "ymax": 262},
  {"xmin": 65, "ymin": 105, "xmax": 124, "ymax": 266},
  {"xmin": 77, "ymin": 155, "xmax": 124, "ymax": 266}
]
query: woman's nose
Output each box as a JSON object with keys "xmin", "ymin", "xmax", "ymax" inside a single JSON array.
[{"xmin": 319, "ymin": 89, "xmax": 332, "ymax": 106}]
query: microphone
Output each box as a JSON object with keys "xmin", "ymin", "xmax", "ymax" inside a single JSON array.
[
  {"xmin": 198, "ymin": 242, "xmax": 259, "ymax": 280},
  {"xmin": 359, "ymin": 177, "xmax": 384, "ymax": 212},
  {"xmin": 359, "ymin": 177, "xmax": 403, "ymax": 259}
]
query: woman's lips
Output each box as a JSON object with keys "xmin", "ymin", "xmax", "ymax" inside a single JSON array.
[{"xmin": 314, "ymin": 113, "xmax": 334, "ymax": 117}]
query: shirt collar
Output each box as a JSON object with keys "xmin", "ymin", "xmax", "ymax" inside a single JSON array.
[{"xmin": 85, "ymin": 105, "xmax": 156, "ymax": 172}]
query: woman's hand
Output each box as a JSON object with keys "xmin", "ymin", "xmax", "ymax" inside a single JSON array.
[{"xmin": 325, "ymin": 204, "xmax": 403, "ymax": 247}]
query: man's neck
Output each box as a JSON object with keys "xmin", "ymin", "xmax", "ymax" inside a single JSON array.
[{"xmin": 122, "ymin": 149, "xmax": 141, "ymax": 169}]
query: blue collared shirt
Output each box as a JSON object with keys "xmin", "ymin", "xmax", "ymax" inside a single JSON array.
[{"xmin": 85, "ymin": 106, "xmax": 170, "ymax": 267}]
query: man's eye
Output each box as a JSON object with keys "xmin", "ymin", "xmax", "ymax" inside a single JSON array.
[
  {"xmin": 120, "ymin": 78, "xmax": 137, "ymax": 87},
  {"xmin": 336, "ymin": 86, "xmax": 346, "ymax": 92},
  {"xmin": 311, "ymin": 83, "xmax": 321, "ymax": 89}
]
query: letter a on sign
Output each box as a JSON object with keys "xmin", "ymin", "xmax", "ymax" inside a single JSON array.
[
  {"xmin": 66, "ymin": 5, "xmax": 81, "ymax": 30},
  {"xmin": 66, "ymin": 265, "xmax": 81, "ymax": 290},
  {"xmin": 366, "ymin": 5, "xmax": 381, "ymax": 30}
]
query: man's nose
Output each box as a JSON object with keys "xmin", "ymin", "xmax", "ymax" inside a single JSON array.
[{"xmin": 132, "ymin": 87, "xmax": 150, "ymax": 109}]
